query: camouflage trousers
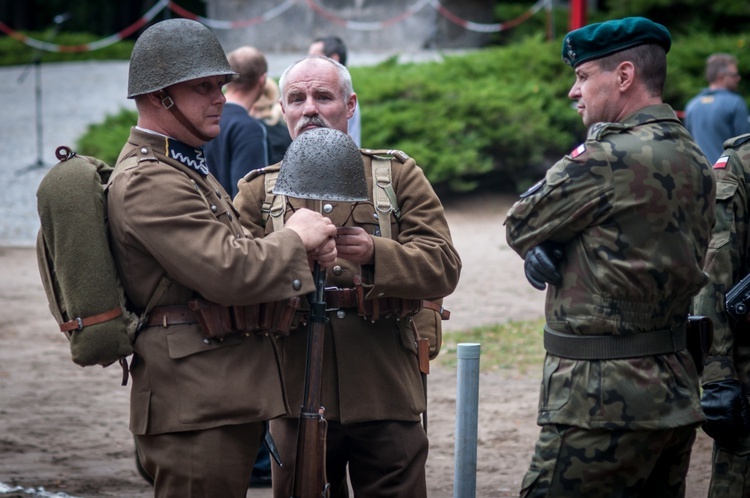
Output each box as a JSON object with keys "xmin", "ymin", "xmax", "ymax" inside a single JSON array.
[
  {"xmin": 708, "ymin": 438, "xmax": 750, "ymax": 498},
  {"xmin": 520, "ymin": 423, "xmax": 697, "ymax": 498}
]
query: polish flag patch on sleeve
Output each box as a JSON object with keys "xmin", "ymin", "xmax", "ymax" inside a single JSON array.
[
  {"xmin": 713, "ymin": 155, "xmax": 729, "ymax": 169},
  {"xmin": 570, "ymin": 143, "xmax": 586, "ymax": 158}
]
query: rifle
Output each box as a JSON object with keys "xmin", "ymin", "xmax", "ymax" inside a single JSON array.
[
  {"xmin": 292, "ymin": 261, "xmax": 330, "ymax": 498},
  {"xmin": 725, "ymin": 271, "xmax": 750, "ymax": 322}
]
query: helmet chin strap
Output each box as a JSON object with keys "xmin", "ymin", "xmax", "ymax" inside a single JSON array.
[{"xmin": 158, "ymin": 90, "xmax": 213, "ymax": 143}]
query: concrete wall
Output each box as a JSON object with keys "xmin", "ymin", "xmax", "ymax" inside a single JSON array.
[{"xmin": 207, "ymin": 0, "xmax": 494, "ymax": 54}]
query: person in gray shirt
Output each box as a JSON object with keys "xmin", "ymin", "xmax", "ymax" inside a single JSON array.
[{"xmin": 685, "ymin": 53, "xmax": 750, "ymax": 162}]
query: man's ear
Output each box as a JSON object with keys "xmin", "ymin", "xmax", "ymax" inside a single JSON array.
[
  {"xmin": 347, "ymin": 92, "xmax": 357, "ymax": 120},
  {"xmin": 617, "ymin": 61, "xmax": 635, "ymax": 91}
]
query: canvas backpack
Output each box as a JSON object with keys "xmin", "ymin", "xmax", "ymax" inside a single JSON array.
[{"xmin": 35, "ymin": 146, "xmax": 167, "ymax": 384}]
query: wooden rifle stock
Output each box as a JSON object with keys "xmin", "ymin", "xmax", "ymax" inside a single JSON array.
[{"xmin": 292, "ymin": 262, "xmax": 330, "ymax": 498}]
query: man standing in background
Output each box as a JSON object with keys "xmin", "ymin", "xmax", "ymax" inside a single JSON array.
[
  {"xmin": 308, "ymin": 35, "xmax": 361, "ymax": 146},
  {"xmin": 204, "ymin": 46, "xmax": 269, "ymax": 197},
  {"xmin": 685, "ymin": 53, "xmax": 750, "ymax": 162}
]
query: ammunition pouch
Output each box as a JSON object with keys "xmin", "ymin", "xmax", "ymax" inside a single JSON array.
[
  {"xmin": 323, "ymin": 285, "xmax": 436, "ymax": 322},
  {"xmin": 144, "ymin": 297, "xmax": 302, "ymax": 340},
  {"xmin": 686, "ymin": 315, "xmax": 713, "ymax": 375},
  {"xmin": 325, "ymin": 282, "xmax": 423, "ymax": 321}
]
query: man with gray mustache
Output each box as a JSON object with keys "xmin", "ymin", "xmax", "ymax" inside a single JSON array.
[{"xmin": 235, "ymin": 55, "xmax": 461, "ymax": 497}]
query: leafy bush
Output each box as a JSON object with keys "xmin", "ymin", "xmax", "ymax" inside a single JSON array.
[
  {"xmin": 73, "ymin": 32, "xmax": 750, "ymax": 195},
  {"xmin": 351, "ymin": 35, "xmax": 585, "ymax": 193},
  {"xmin": 0, "ymin": 31, "xmax": 133, "ymax": 66},
  {"xmin": 76, "ymin": 108, "xmax": 136, "ymax": 166}
]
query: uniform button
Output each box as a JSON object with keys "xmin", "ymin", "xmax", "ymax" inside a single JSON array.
[
  {"xmin": 210, "ymin": 204, "xmax": 217, "ymax": 213},
  {"xmin": 373, "ymin": 213, "xmax": 379, "ymax": 220},
  {"xmin": 227, "ymin": 213, "xmax": 233, "ymax": 221},
  {"xmin": 332, "ymin": 265, "xmax": 342, "ymax": 275},
  {"xmin": 140, "ymin": 147, "xmax": 148, "ymax": 154},
  {"xmin": 336, "ymin": 310, "xmax": 346, "ymax": 319},
  {"xmin": 323, "ymin": 203, "xmax": 333, "ymax": 214},
  {"xmin": 292, "ymin": 279, "xmax": 302, "ymax": 290}
]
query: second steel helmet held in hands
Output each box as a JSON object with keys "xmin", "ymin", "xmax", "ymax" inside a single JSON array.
[{"xmin": 127, "ymin": 18, "xmax": 237, "ymax": 99}]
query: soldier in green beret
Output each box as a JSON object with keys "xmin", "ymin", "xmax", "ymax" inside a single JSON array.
[
  {"xmin": 505, "ymin": 17, "xmax": 716, "ymax": 497},
  {"xmin": 693, "ymin": 136, "xmax": 750, "ymax": 496}
]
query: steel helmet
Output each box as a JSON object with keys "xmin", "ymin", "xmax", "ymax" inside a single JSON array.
[{"xmin": 127, "ymin": 18, "xmax": 237, "ymax": 99}]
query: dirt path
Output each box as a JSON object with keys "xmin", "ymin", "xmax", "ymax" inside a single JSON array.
[{"xmin": 0, "ymin": 193, "xmax": 712, "ymax": 497}]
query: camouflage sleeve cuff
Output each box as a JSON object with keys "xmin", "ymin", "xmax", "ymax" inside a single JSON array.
[{"xmin": 701, "ymin": 355, "xmax": 738, "ymax": 385}]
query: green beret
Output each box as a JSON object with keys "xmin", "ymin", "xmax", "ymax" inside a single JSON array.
[{"xmin": 562, "ymin": 17, "xmax": 671, "ymax": 68}]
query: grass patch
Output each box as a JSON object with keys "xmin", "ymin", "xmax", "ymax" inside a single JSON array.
[{"xmin": 437, "ymin": 318, "xmax": 546, "ymax": 376}]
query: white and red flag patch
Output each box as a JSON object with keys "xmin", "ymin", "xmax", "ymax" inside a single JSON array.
[
  {"xmin": 570, "ymin": 143, "xmax": 586, "ymax": 158},
  {"xmin": 713, "ymin": 156, "xmax": 729, "ymax": 169}
]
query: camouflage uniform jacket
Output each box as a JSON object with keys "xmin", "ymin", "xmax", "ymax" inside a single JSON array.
[
  {"xmin": 505, "ymin": 104, "xmax": 716, "ymax": 430},
  {"xmin": 108, "ymin": 128, "xmax": 316, "ymax": 435},
  {"xmin": 235, "ymin": 149, "xmax": 461, "ymax": 424},
  {"xmin": 694, "ymin": 134, "xmax": 750, "ymax": 400}
]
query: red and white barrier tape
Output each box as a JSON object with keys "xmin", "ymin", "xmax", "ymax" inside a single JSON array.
[{"xmin": 0, "ymin": 0, "xmax": 549, "ymax": 52}]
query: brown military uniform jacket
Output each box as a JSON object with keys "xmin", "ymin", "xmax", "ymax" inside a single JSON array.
[
  {"xmin": 235, "ymin": 149, "xmax": 461, "ymax": 423},
  {"xmin": 107, "ymin": 128, "xmax": 316, "ymax": 435}
]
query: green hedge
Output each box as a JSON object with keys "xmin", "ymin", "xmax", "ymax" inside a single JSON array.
[
  {"xmin": 73, "ymin": 33, "xmax": 750, "ymax": 194},
  {"xmin": 0, "ymin": 31, "xmax": 133, "ymax": 65}
]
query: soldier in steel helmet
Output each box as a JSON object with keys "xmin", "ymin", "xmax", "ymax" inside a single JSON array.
[
  {"xmin": 234, "ymin": 55, "xmax": 461, "ymax": 497},
  {"xmin": 504, "ymin": 17, "xmax": 716, "ymax": 497},
  {"xmin": 693, "ymin": 134, "xmax": 750, "ymax": 496},
  {"xmin": 106, "ymin": 19, "xmax": 338, "ymax": 497}
]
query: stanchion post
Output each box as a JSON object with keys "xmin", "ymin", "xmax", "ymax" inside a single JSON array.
[{"xmin": 453, "ymin": 342, "xmax": 480, "ymax": 498}]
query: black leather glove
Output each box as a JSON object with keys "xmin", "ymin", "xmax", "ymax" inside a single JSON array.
[
  {"xmin": 701, "ymin": 379, "xmax": 750, "ymax": 447},
  {"xmin": 524, "ymin": 242, "xmax": 564, "ymax": 291}
]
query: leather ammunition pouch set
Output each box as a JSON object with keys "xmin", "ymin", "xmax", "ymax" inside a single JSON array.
[
  {"xmin": 145, "ymin": 279, "xmax": 450, "ymax": 343},
  {"xmin": 144, "ymin": 297, "xmax": 302, "ymax": 341},
  {"xmin": 543, "ymin": 316, "xmax": 713, "ymax": 373},
  {"xmin": 327, "ymin": 275, "xmax": 450, "ymax": 322}
]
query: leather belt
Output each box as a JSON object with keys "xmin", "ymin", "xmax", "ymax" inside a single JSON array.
[
  {"xmin": 324, "ymin": 288, "xmax": 359, "ymax": 310},
  {"xmin": 324, "ymin": 288, "xmax": 450, "ymax": 320},
  {"xmin": 543, "ymin": 325, "xmax": 687, "ymax": 360},
  {"xmin": 144, "ymin": 305, "xmax": 198, "ymax": 328}
]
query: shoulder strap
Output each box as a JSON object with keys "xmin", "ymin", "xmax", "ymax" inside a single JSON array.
[
  {"xmin": 263, "ymin": 170, "xmax": 287, "ymax": 231},
  {"xmin": 371, "ymin": 156, "xmax": 400, "ymax": 239}
]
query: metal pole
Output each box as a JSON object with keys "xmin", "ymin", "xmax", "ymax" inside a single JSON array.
[{"xmin": 453, "ymin": 343, "xmax": 480, "ymax": 498}]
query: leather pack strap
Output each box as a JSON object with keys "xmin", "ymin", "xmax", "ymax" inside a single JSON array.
[
  {"xmin": 423, "ymin": 301, "xmax": 450, "ymax": 320},
  {"xmin": 59, "ymin": 307, "xmax": 123, "ymax": 333},
  {"xmin": 143, "ymin": 305, "xmax": 198, "ymax": 328},
  {"xmin": 543, "ymin": 325, "xmax": 687, "ymax": 360}
]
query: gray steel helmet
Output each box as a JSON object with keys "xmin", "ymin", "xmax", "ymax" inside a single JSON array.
[
  {"xmin": 274, "ymin": 127, "xmax": 368, "ymax": 202},
  {"xmin": 127, "ymin": 18, "xmax": 237, "ymax": 98}
]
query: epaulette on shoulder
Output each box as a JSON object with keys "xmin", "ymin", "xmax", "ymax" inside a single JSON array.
[
  {"xmin": 360, "ymin": 148, "xmax": 410, "ymax": 164},
  {"xmin": 724, "ymin": 133, "xmax": 750, "ymax": 150},
  {"xmin": 243, "ymin": 164, "xmax": 281, "ymax": 183},
  {"xmin": 588, "ymin": 122, "xmax": 631, "ymax": 141}
]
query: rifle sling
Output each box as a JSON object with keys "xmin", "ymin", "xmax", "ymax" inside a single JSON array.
[{"xmin": 543, "ymin": 324, "xmax": 687, "ymax": 360}]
